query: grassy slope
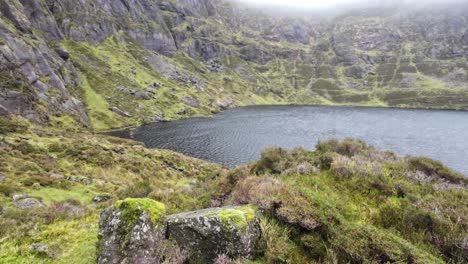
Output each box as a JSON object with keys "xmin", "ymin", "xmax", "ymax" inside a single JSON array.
[
  {"xmin": 53, "ymin": 30, "xmax": 468, "ymax": 133},
  {"xmin": 0, "ymin": 117, "xmax": 222, "ymax": 263},
  {"xmin": 0, "ymin": 119, "xmax": 466, "ymax": 263},
  {"xmin": 221, "ymin": 140, "xmax": 468, "ymax": 263}
]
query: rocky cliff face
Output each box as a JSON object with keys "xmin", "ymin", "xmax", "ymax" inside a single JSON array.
[{"xmin": 0, "ymin": 0, "xmax": 467, "ymax": 130}]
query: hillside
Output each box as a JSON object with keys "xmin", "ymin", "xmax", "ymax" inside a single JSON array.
[
  {"xmin": 0, "ymin": 119, "xmax": 467, "ymax": 263},
  {"xmin": 1, "ymin": 0, "xmax": 467, "ymax": 131}
]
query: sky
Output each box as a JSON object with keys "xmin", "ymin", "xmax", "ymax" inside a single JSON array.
[
  {"xmin": 235, "ymin": 0, "xmax": 369, "ymax": 9},
  {"xmin": 234, "ymin": 0, "xmax": 466, "ymax": 9}
]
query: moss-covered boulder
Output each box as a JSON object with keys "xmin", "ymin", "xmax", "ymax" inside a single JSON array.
[
  {"xmin": 97, "ymin": 198, "xmax": 166, "ymax": 264},
  {"xmin": 98, "ymin": 200, "xmax": 263, "ymax": 263},
  {"xmin": 166, "ymin": 205, "xmax": 264, "ymax": 261}
]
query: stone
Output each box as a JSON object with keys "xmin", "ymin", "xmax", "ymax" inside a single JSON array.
[
  {"xmin": 93, "ymin": 194, "xmax": 112, "ymax": 203},
  {"xmin": 12, "ymin": 193, "xmax": 28, "ymax": 201},
  {"xmin": 181, "ymin": 96, "xmax": 200, "ymax": 108},
  {"xmin": 134, "ymin": 91, "xmax": 151, "ymax": 100},
  {"xmin": 142, "ymin": 112, "xmax": 165, "ymax": 124},
  {"xmin": 97, "ymin": 198, "xmax": 167, "ymax": 264},
  {"xmin": 55, "ymin": 47, "xmax": 70, "ymax": 61},
  {"xmin": 145, "ymin": 88, "xmax": 157, "ymax": 94},
  {"xmin": 68, "ymin": 176, "xmax": 92, "ymax": 185},
  {"xmin": 29, "ymin": 243, "xmax": 49, "ymax": 255},
  {"xmin": 109, "ymin": 107, "xmax": 132, "ymax": 118},
  {"xmin": 14, "ymin": 198, "xmax": 45, "ymax": 209},
  {"xmin": 49, "ymin": 172, "xmax": 65, "ymax": 180},
  {"xmin": 166, "ymin": 205, "xmax": 264, "ymax": 261},
  {"xmin": 216, "ymin": 99, "xmax": 235, "ymax": 110}
]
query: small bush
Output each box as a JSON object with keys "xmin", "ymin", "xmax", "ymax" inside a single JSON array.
[
  {"xmin": 229, "ymin": 176, "xmax": 321, "ymax": 230},
  {"xmin": 255, "ymin": 147, "xmax": 292, "ymax": 174},
  {"xmin": 22, "ymin": 176, "xmax": 55, "ymax": 187},
  {"xmin": 118, "ymin": 180, "xmax": 153, "ymax": 199},
  {"xmin": 48, "ymin": 142, "xmax": 66, "ymax": 153},
  {"xmin": 0, "ymin": 117, "xmax": 28, "ymax": 135},
  {"xmin": 17, "ymin": 141, "xmax": 39, "ymax": 155},
  {"xmin": 300, "ymin": 233, "xmax": 327, "ymax": 259},
  {"xmin": 330, "ymin": 155, "xmax": 353, "ymax": 178},
  {"xmin": 331, "ymin": 154, "xmax": 384, "ymax": 179},
  {"xmin": 317, "ymin": 152, "xmax": 335, "ymax": 170},
  {"xmin": 316, "ymin": 138, "xmax": 369, "ymax": 157},
  {"xmin": 0, "ymin": 184, "xmax": 19, "ymax": 197},
  {"xmin": 408, "ymin": 157, "xmax": 467, "ymax": 184},
  {"xmin": 44, "ymin": 199, "xmax": 86, "ymax": 223}
]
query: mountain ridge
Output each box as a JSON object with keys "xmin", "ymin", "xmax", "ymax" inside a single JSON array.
[{"xmin": 0, "ymin": 0, "xmax": 467, "ymax": 131}]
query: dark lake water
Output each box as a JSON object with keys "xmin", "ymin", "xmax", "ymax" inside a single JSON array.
[{"xmin": 109, "ymin": 106, "xmax": 468, "ymax": 175}]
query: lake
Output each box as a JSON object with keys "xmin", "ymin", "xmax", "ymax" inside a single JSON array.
[{"xmin": 109, "ymin": 106, "xmax": 468, "ymax": 175}]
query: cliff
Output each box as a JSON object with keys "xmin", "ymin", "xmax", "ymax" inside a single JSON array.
[{"xmin": 0, "ymin": 0, "xmax": 467, "ymax": 131}]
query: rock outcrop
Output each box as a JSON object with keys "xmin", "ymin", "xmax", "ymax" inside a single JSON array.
[
  {"xmin": 0, "ymin": 0, "xmax": 467, "ymax": 130},
  {"xmin": 98, "ymin": 199, "xmax": 263, "ymax": 263},
  {"xmin": 166, "ymin": 205, "xmax": 263, "ymax": 261},
  {"xmin": 98, "ymin": 198, "xmax": 167, "ymax": 264},
  {"xmin": 14, "ymin": 197, "xmax": 45, "ymax": 209}
]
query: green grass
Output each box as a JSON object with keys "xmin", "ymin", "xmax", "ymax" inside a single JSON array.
[
  {"xmin": 79, "ymin": 76, "xmax": 126, "ymax": 131},
  {"xmin": 28, "ymin": 186, "xmax": 98, "ymax": 205}
]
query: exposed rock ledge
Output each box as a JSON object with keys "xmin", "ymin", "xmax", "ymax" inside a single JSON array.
[{"xmin": 98, "ymin": 198, "xmax": 264, "ymax": 264}]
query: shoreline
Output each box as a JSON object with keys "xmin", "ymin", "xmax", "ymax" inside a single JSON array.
[{"xmin": 100, "ymin": 103, "xmax": 468, "ymax": 134}]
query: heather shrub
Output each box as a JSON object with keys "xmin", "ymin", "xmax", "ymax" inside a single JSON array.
[
  {"xmin": 0, "ymin": 117, "xmax": 28, "ymax": 135},
  {"xmin": 118, "ymin": 180, "xmax": 152, "ymax": 198},
  {"xmin": 213, "ymin": 254, "xmax": 231, "ymax": 264},
  {"xmin": 0, "ymin": 184, "xmax": 19, "ymax": 197},
  {"xmin": 331, "ymin": 154, "xmax": 384, "ymax": 179},
  {"xmin": 17, "ymin": 141, "xmax": 39, "ymax": 155},
  {"xmin": 21, "ymin": 175, "xmax": 55, "ymax": 187},
  {"xmin": 255, "ymin": 147, "xmax": 292, "ymax": 174},
  {"xmin": 48, "ymin": 142, "xmax": 66, "ymax": 153},
  {"xmin": 317, "ymin": 152, "xmax": 335, "ymax": 170},
  {"xmin": 316, "ymin": 138, "xmax": 369, "ymax": 157},
  {"xmin": 330, "ymin": 155, "xmax": 354, "ymax": 178},
  {"xmin": 295, "ymin": 162, "xmax": 316, "ymax": 175},
  {"xmin": 45, "ymin": 199, "xmax": 87, "ymax": 223},
  {"xmin": 229, "ymin": 176, "xmax": 321, "ymax": 230},
  {"xmin": 408, "ymin": 157, "xmax": 467, "ymax": 184}
]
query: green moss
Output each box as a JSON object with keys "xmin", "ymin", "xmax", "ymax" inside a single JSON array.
[
  {"xmin": 29, "ymin": 186, "xmax": 98, "ymax": 205},
  {"xmin": 206, "ymin": 205, "xmax": 256, "ymax": 229},
  {"xmin": 115, "ymin": 198, "xmax": 166, "ymax": 226}
]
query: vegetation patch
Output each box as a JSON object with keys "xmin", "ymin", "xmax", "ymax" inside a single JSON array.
[
  {"xmin": 115, "ymin": 198, "xmax": 166, "ymax": 226},
  {"xmin": 206, "ymin": 205, "xmax": 256, "ymax": 230}
]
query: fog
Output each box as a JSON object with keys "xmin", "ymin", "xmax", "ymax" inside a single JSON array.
[{"xmin": 233, "ymin": 0, "xmax": 468, "ymax": 10}]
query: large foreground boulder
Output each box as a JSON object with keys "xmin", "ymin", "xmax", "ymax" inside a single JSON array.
[
  {"xmin": 166, "ymin": 205, "xmax": 263, "ymax": 261},
  {"xmin": 98, "ymin": 198, "xmax": 166, "ymax": 264},
  {"xmin": 98, "ymin": 199, "xmax": 263, "ymax": 263}
]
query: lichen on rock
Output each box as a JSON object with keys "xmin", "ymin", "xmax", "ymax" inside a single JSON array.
[{"xmin": 166, "ymin": 205, "xmax": 264, "ymax": 261}]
